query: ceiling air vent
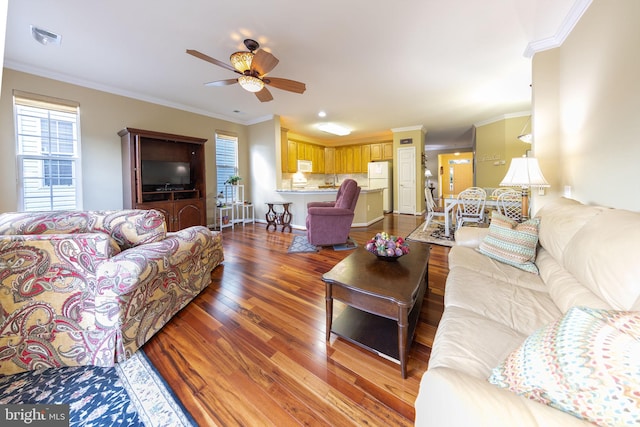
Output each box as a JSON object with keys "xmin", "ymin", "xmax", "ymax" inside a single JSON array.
[{"xmin": 30, "ymin": 25, "xmax": 62, "ymax": 46}]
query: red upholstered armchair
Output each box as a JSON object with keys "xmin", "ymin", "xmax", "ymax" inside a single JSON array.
[{"xmin": 306, "ymin": 179, "xmax": 361, "ymax": 246}]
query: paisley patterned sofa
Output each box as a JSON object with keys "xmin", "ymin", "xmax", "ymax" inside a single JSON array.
[{"xmin": 0, "ymin": 210, "xmax": 223, "ymax": 375}]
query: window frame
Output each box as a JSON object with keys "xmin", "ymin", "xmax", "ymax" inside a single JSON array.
[
  {"xmin": 215, "ymin": 132, "xmax": 239, "ymax": 196},
  {"xmin": 14, "ymin": 91, "xmax": 83, "ymax": 212}
]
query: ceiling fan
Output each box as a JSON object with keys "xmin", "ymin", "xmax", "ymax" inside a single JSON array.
[{"xmin": 186, "ymin": 39, "xmax": 306, "ymax": 102}]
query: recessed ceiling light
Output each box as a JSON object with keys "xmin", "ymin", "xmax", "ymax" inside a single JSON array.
[
  {"xmin": 318, "ymin": 111, "xmax": 327, "ymax": 118},
  {"xmin": 31, "ymin": 25, "xmax": 62, "ymax": 46},
  {"xmin": 317, "ymin": 123, "xmax": 351, "ymax": 136}
]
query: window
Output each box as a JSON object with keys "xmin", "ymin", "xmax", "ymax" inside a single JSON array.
[
  {"xmin": 14, "ymin": 91, "xmax": 82, "ymax": 211},
  {"xmin": 215, "ymin": 132, "xmax": 238, "ymax": 196}
]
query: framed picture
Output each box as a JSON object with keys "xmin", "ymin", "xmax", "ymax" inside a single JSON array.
[{"xmin": 400, "ymin": 138, "xmax": 413, "ymax": 145}]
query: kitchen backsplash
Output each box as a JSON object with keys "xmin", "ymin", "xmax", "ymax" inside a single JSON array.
[{"xmin": 281, "ymin": 173, "xmax": 368, "ymax": 189}]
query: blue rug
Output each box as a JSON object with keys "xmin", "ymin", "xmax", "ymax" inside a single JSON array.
[
  {"xmin": 0, "ymin": 351, "xmax": 195, "ymax": 427},
  {"xmin": 333, "ymin": 237, "xmax": 358, "ymax": 251}
]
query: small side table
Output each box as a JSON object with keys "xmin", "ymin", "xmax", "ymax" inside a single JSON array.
[
  {"xmin": 265, "ymin": 202, "xmax": 292, "ymax": 232},
  {"xmin": 216, "ymin": 205, "xmax": 234, "ymax": 230},
  {"xmin": 235, "ymin": 202, "xmax": 255, "ymax": 225}
]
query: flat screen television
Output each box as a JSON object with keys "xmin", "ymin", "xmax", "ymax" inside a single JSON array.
[{"xmin": 141, "ymin": 160, "xmax": 191, "ymax": 189}]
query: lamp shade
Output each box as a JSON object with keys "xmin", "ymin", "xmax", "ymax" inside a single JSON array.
[
  {"xmin": 425, "ymin": 169, "xmax": 433, "ymax": 178},
  {"xmin": 500, "ymin": 157, "xmax": 550, "ymax": 187},
  {"xmin": 230, "ymin": 51, "xmax": 253, "ymax": 72},
  {"xmin": 238, "ymin": 75, "xmax": 264, "ymax": 92}
]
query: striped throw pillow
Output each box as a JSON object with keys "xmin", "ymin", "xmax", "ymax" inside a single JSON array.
[{"xmin": 477, "ymin": 213, "xmax": 540, "ymax": 274}]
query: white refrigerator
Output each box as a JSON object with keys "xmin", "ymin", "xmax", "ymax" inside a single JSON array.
[{"xmin": 368, "ymin": 161, "xmax": 393, "ymax": 213}]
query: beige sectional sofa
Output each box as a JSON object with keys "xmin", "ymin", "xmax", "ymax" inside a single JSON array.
[
  {"xmin": 0, "ymin": 210, "xmax": 223, "ymax": 375},
  {"xmin": 415, "ymin": 197, "xmax": 640, "ymax": 426}
]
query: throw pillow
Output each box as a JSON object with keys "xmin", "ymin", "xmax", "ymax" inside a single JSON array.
[
  {"xmin": 477, "ymin": 213, "xmax": 540, "ymax": 274},
  {"xmin": 488, "ymin": 306, "xmax": 640, "ymax": 427}
]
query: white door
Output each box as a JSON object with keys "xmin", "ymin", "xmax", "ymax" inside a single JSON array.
[{"xmin": 397, "ymin": 147, "xmax": 416, "ymax": 214}]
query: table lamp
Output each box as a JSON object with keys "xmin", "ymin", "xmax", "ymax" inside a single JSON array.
[
  {"xmin": 500, "ymin": 157, "xmax": 550, "ymax": 220},
  {"xmin": 425, "ymin": 169, "xmax": 433, "ymax": 186}
]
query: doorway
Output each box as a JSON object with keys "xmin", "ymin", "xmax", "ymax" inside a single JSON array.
[
  {"xmin": 438, "ymin": 152, "xmax": 474, "ymax": 197},
  {"xmin": 397, "ymin": 146, "xmax": 416, "ymax": 214}
]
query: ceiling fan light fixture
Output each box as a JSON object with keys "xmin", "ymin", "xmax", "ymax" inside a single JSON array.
[
  {"xmin": 517, "ymin": 115, "xmax": 532, "ymax": 143},
  {"xmin": 517, "ymin": 133, "xmax": 533, "ymax": 143},
  {"xmin": 238, "ymin": 75, "xmax": 264, "ymax": 93},
  {"xmin": 230, "ymin": 51, "xmax": 254, "ymax": 72}
]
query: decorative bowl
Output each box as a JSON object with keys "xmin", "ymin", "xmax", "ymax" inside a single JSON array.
[
  {"xmin": 365, "ymin": 232, "xmax": 410, "ymax": 260},
  {"xmin": 375, "ymin": 253, "xmax": 404, "ymax": 261}
]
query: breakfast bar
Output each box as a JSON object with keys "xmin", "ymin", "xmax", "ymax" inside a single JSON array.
[{"xmin": 275, "ymin": 187, "xmax": 384, "ymax": 229}]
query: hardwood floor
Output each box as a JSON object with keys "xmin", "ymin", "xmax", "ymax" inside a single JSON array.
[{"xmin": 144, "ymin": 214, "xmax": 449, "ymax": 426}]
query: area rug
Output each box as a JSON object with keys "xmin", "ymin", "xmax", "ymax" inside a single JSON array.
[
  {"xmin": 287, "ymin": 235, "xmax": 319, "ymax": 253},
  {"xmin": 333, "ymin": 237, "xmax": 358, "ymax": 251},
  {"xmin": 0, "ymin": 351, "xmax": 195, "ymax": 427},
  {"xmin": 406, "ymin": 221, "xmax": 455, "ymax": 247}
]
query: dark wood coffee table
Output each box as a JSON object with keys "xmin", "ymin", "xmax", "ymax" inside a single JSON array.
[{"xmin": 322, "ymin": 242, "xmax": 430, "ymax": 378}]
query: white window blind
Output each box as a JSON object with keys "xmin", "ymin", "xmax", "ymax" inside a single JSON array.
[
  {"xmin": 14, "ymin": 91, "xmax": 82, "ymax": 211},
  {"xmin": 215, "ymin": 132, "xmax": 238, "ymax": 195}
]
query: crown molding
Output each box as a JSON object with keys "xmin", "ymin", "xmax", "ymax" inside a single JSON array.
[
  {"xmin": 4, "ymin": 60, "xmax": 252, "ymax": 126},
  {"xmin": 390, "ymin": 125, "xmax": 426, "ymax": 134},
  {"xmin": 474, "ymin": 111, "xmax": 530, "ymax": 127},
  {"xmin": 524, "ymin": 0, "xmax": 593, "ymax": 58}
]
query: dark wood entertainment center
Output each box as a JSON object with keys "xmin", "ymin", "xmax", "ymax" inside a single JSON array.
[{"xmin": 119, "ymin": 128, "xmax": 207, "ymax": 231}]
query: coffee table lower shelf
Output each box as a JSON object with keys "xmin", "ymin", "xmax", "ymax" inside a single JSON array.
[{"xmin": 330, "ymin": 300, "xmax": 422, "ymax": 364}]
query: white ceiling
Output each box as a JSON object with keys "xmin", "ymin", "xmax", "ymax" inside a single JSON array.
[{"xmin": 4, "ymin": 0, "xmax": 582, "ymax": 146}]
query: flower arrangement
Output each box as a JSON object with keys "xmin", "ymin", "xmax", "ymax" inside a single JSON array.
[{"xmin": 365, "ymin": 232, "xmax": 410, "ymax": 258}]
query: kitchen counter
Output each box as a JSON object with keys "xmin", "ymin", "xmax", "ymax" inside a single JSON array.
[
  {"xmin": 276, "ymin": 187, "xmax": 381, "ymax": 194},
  {"xmin": 275, "ymin": 187, "xmax": 384, "ymax": 228}
]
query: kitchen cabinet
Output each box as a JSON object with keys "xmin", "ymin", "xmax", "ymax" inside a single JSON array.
[
  {"xmin": 345, "ymin": 147, "xmax": 354, "ymax": 173},
  {"xmin": 353, "ymin": 146, "xmax": 362, "ymax": 173},
  {"xmin": 334, "ymin": 147, "xmax": 343, "ymax": 173},
  {"xmin": 119, "ymin": 127, "xmax": 207, "ymax": 231},
  {"xmin": 325, "ymin": 147, "xmax": 335, "ymax": 174},
  {"xmin": 371, "ymin": 143, "xmax": 383, "ymax": 161},
  {"xmin": 314, "ymin": 145, "xmax": 325, "ymax": 173},
  {"xmin": 370, "ymin": 142, "xmax": 393, "ymax": 161},
  {"xmin": 361, "ymin": 144, "xmax": 371, "ymax": 171},
  {"xmin": 383, "ymin": 142, "xmax": 393, "ymax": 159},
  {"xmin": 296, "ymin": 142, "xmax": 306, "ymax": 161},
  {"xmin": 282, "ymin": 140, "xmax": 392, "ymax": 175},
  {"xmin": 287, "ymin": 140, "xmax": 298, "ymax": 172}
]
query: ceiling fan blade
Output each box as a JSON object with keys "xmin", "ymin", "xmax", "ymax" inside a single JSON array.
[
  {"xmin": 204, "ymin": 79, "xmax": 238, "ymax": 87},
  {"xmin": 255, "ymin": 87, "xmax": 274, "ymax": 102},
  {"xmin": 264, "ymin": 77, "xmax": 306, "ymax": 94},
  {"xmin": 252, "ymin": 50, "xmax": 279, "ymax": 76},
  {"xmin": 186, "ymin": 49, "xmax": 240, "ymax": 74}
]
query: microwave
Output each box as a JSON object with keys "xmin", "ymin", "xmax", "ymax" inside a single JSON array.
[{"xmin": 297, "ymin": 160, "xmax": 313, "ymax": 172}]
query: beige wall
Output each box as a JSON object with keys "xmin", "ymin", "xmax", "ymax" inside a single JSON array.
[
  {"xmin": 475, "ymin": 116, "xmax": 530, "ymax": 188},
  {"xmin": 247, "ymin": 117, "xmax": 281, "ymax": 221},
  {"xmin": 0, "ymin": 69, "xmax": 252, "ymax": 223},
  {"xmin": 532, "ymin": 0, "xmax": 640, "ymax": 212},
  {"xmin": 0, "ymin": 1, "xmax": 6, "ymax": 95}
]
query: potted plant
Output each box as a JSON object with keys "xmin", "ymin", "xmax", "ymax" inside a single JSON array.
[{"xmin": 225, "ymin": 175, "xmax": 242, "ymax": 185}]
